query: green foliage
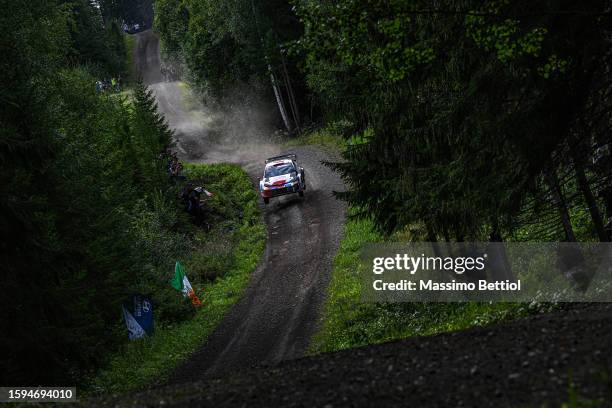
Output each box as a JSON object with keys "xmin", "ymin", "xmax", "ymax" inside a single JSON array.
[
  {"xmin": 63, "ymin": 0, "xmax": 129, "ymax": 78},
  {"xmin": 283, "ymin": 125, "xmax": 347, "ymax": 151},
  {"xmin": 154, "ymin": 0, "xmax": 190, "ymax": 58},
  {"xmin": 154, "ymin": 0, "xmax": 260, "ymax": 92},
  {"xmin": 123, "ymin": 33, "xmax": 137, "ymax": 83},
  {"xmin": 181, "ymin": 163, "xmax": 266, "ymax": 281},
  {"xmin": 297, "ymin": 1, "xmax": 437, "ymax": 84},
  {"xmin": 156, "ymin": 0, "xmax": 611, "ymax": 243},
  {"xmin": 99, "ymin": 0, "xmax": 154, "ymax": 26},
  {"xmin": 310, "ymin": 209, "xmax": 552, "ymax": 354},
  {"xmin": 1, "ymin": 0, "xmax": 267, "ymax": 388},
  {"xmin": 154, "ymin": 0, "xmax": 301, "ymax": 94},
  {"xmin": 295, "ymin": 0, "xmax": 612, "ymax": 241},
  {"xmin": 87, "ymin": 163, "xmax": 265, "ymax": 394},
  {"xmin": 0, "ymin": 0, "xmax": 191, "ymax": 385},
  {"xmin": 465, "ymin": 15, "xmax": 548, "ymax": 62}
]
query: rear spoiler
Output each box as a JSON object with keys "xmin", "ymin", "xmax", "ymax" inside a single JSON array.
[{"xmin": 265, "ymin": 154, "xmax": 297, "ymax": 163}]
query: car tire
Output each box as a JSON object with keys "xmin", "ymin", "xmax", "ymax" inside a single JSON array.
[
  {"xmin": 264, "ymin": 197, "xmax": 270, "ymax": 204},
  {"xmin": 298, "ymin": 190, "xmax": 304, "ymax": 197},
  {"xmin": 300, "ymin": 169, "xmax": 306, "ymax": 189}
]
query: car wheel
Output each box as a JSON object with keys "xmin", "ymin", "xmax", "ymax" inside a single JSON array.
[
  {"xmin": 264, "ymin": 197, "xmax": 270, "ymax": 204},
  {"xmin": 298, "ymin": 190, "xmax": 304, "ymax": 197}
]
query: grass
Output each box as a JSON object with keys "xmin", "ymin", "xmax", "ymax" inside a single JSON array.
[
  {"xmin": 283, "ymin": 128, "xmax": 550, "ymax": 353},
  {"xmin": 176, "ymin": 81, "xmax": 204, "ymax": 112},
  {"xmin": 283, "ymin": 122, "xmax": 376, "ymax": 152},
  {"xmin": 310, "ymin": 210, "xmax": 550, "ymax": 354},
  {"xmin": 85, "ymin": 163, "xmax": 265, "ymax": 394},
  {"xmin": 283, "ymin": 127, "xmax": 346, "ymax": 152}
]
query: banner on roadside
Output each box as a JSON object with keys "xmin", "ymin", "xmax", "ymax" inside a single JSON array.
[{"xmin": 122, "ymin": 294, "xmax": 154, "ymax": 340}]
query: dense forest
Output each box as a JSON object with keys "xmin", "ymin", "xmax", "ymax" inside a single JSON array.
[
  {"xmin": 156, "ymin": 0, "xmax": 612, "ymax": 242},
  {"xmin": 2, "ymin": 0, "xmax": 612, "ymax": 390},
  {"xmin": 99, "ymin": 0, "xmax": 154, "ymax": 27},
  {"xmin": 0, "ymin": 0, "xmax": 193, "ymax": 385},
  {"xmin": 154, "ymin": 0, "xmax": 307, "ymax": 132}
]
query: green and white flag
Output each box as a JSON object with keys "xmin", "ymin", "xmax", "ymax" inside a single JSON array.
[{"xmin": 171, "ymin": 261, "xmax": 201, "ymax": 306}]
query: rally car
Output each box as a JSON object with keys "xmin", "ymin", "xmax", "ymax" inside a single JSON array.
[{"xmin": 259, "ymin": 154, "xmax": 306, "ymax": 204}]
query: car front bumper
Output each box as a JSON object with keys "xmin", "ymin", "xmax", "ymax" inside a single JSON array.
[{"xmin": 261, "ymin": 183, "xmax": 301, "ymax": 198}]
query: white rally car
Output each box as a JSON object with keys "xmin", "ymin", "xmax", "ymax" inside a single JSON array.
[{"xmin": 259, "ymin": 154, "xmax": 306, "ymax": 204}]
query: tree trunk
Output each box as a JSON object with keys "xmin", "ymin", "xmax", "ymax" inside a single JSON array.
[
  {"xmin": 426, "ymin": 223, "xmax": 437, "ymax": 242},
  {"xmin": 487, "ymin": 221, "xmax": 516, "ymax": 282},
  {"xmin": 249, "ymin": 0, "xmax": 293, "ymax": 133},
  {"xmin": 599, "ymin": 188, "xmax": 612, "ymax": 219},
  {"xmin": 573, "ymin": 159, "xmax": 609, "ymax": 241},
  {"xmin": 442, "ymin": 225, "xmax": 450, "ymax": 243},
  {"xmin": 280, "ymin": 51, "xmax": 300, "ymax": 134},
  {"xmin": 545, "ymin": 167, "xmax": 590, "ymax": 291},
  {"xmin": 269, "ymin": 67, "xmax": 292, "ymax": 133},
  {"xmin": 544, "ymin": 166, "xmax": 577, "ymax": 242}
]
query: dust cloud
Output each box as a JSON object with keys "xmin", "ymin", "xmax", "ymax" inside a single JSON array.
[
  {"xmin": 133, "ymin": 30, "xmax": 283, "ymax": 173},
  {"xmin": 149, "ymin": 74, "xmax": 288, "ymax": 178},
  {"xmin": 150, "ymin": 78, "xmax": 283, "ymax": 170}
]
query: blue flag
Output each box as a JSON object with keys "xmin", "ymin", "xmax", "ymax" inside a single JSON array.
[{"xmin": 122, "ymin": 294, "xmax": 154, "ymax": 340}]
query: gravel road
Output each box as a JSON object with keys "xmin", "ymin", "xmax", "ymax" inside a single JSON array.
[
  {"xmin": 168, "ymin": 144, "xmax": 346, "ymax": 380},
  {"xmin": 133, "ymin": 30, "xmax": 347, "ymax": 379},
  {"xmin": 90, "ymin": 303, "xmax": 612, "ymax": 407}
]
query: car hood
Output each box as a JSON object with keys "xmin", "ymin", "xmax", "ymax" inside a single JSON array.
[{"xmin": 265, "ymin": 174, "xmax": 292, "ymax": 185}]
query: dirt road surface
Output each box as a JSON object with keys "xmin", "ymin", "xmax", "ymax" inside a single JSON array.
[
  {"xmin": 133, "ymin": 30, "xmax": 347, "ymax": 379},
  {"xmin": 92, "ymin": 303, "xmax": 612, "ymax": 407}
]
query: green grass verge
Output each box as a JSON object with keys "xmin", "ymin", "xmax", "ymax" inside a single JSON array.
[
  {"xmin": 176, "ymin": 81, "xmax": 205, "ymax": 113},
  {"xmin": 86, "ymin": 163, "xmax": 265, "ymax": 394},
  {"xmin": 310, "ymin": 210, "xmax": 550, "ymax": 354},
  {"xmin": 283, "ymin": 128, "xmax": 346, "ymax": 151}
]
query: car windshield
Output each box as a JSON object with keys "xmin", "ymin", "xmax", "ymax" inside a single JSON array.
[{"xmin": 265, "ymin": 163, "xmax": 296, "ymax": 178}]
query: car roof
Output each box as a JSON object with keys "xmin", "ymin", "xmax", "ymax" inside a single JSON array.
[{"xmin": 265, "ymin": 159, "xmax": 294, "ymax": 168}]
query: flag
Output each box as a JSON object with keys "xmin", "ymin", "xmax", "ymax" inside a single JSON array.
[
  {"xmin": 122, "ymin": 305, "xmax": 145, "ymax": 340},
  {"xmin": 122, "ymin": 294, "xmax": 154, "ymax": 340},
  {"xmin": 130, "ymin": 294, "xmax": 154, "ymax": 335},
  {"xmin": 170, "ymin": 261, "xmax": 186, "ymax": 291},
  {"xmin": 171, "ymin": 261, "xmax": 202, "ymax": 307}
]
